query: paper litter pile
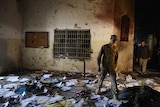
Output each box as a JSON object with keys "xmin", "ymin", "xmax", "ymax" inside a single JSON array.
[{"xmin": 0, "ymin": 71, "xmax": 160, "ymax": 107}]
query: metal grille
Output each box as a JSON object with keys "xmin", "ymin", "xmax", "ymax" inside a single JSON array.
[{"xmin": 54, "ymin": 29, "xmax": 91, "ymax": 59}]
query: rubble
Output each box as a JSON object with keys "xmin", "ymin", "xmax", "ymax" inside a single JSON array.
[{"xmin": 0, "ymin": 71, "xmax": 160, "ymax": 107}]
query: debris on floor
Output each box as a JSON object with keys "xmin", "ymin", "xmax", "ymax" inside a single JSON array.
[{"xmin": 0, "ymin": 70, "xmax": 160, "ymax": 107}]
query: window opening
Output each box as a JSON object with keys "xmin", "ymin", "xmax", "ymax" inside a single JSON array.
[{"xmin": 54, "ymin": 29, "xmax": 91, "ymax": 59}]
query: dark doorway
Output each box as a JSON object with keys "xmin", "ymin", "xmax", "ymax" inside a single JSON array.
[{"xmin": 134, "ymin": 0, "xmax": 160, "ymax": 71}]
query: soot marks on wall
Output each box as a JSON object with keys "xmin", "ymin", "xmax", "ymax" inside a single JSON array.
[
  {"xmin": 16, "ymin": 0, "xmax": 22, "ymax": 16},
  {"xmin": 21, "ymin": 0, "xmax": 134, "ymax": 72},
  {"xmin": 95, "ymin": 0, "xmax": 114, "ymax": 22},
  {"xmin": 120, "ymin": 15, "xmax": 130, "ymax": 41},
  {"xmin": 67, "ymin": 3, "xmax": 77, "ymax": 8},
  {"xmin": 87, "ymin": 0, "xmax": 95, "ymax": 3},
  {"xmin": 118, "ymin": 42, "xmax": 129, "ymax": 51}
]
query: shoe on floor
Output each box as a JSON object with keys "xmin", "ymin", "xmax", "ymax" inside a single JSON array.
[
  {"xmin": 113, "ymin": 99, "xmax": 122, "ymax": 105},
  {"xmin": 95, "ymin": 89, "xmax": 100, "ymax": 94}
]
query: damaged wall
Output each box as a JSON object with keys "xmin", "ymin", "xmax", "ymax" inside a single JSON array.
[
  {"xmin": 114, "ymin": 0, "xmax": 135, "ymax": 73},
  {"xmin": 0, "ymin": 0, "xmax": 22, "ymax": 74},
  {"xmin": 21, "ymin": 0, "xmax": 134, "ymax": 73}
]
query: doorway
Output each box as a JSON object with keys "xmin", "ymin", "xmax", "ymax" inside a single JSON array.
[
  {"xmin": 134, "ymin": 0, "xmax": 160, "ymax": 72},
  {"xmin": 134, "ymin": 34, "xmax": 160, "ymax": 72}
]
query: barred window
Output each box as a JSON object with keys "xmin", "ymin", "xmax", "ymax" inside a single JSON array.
[{"xmin": 54, "ymin": 29, "xmax": 91, "ymax": 59}]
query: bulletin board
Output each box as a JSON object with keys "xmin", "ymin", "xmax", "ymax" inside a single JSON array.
[{"xmin": 25, "ymin": 32, "xmax": 49, "ymax": 48}]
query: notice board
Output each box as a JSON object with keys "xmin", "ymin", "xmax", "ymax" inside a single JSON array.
[{"xmin": 25, "ymin": 32, "xmax": 49, "ymax": 48}]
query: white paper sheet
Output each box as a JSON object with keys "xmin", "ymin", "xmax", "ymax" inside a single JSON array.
[
  {"xmin": 61, "ymin": 86, "xmax": 72, "ymax": 91},
  {"xmin": 19, "ymin": 78, "xmax": 29, "ymax": 82},
  {"xmin": 95, "ymin": 97, "xmax": 109, "ymax": 107},
  {"xmin": 67, "ymin": 98, "xmax": 76, "ymax": 104},
  {"xmin": 74, "ymin": 98, "xmax": 84, "ymax": 107},
  {"xmin": 45, "ymin": 94, "xmax": 64, "ymax": 104},
  {"xmin": 3, "ymin": 91, "xmax": 16, "ymax": 98},
  {"xmin": 43, "ymin": 74, "xmax": 52, "ymax": 79},
  {"xmin": 80, "ymin": 80, "xmax": 89, "ymax": 84},
  {"xmin": 6, "ymin": 76, "xmax": 19, "ymax": 82},
  {"xmin": 0, "ymin": 76, "xmax": 5, "ymax": 80},
  {"xmin": 65, "ymin": 79, "xmax": 78, "ymax": 87},
  {"xmin": 35, "ymin": 96, "xmax": 50, "ymax": 104},
  {"xmin": 55, "ymin": 82, "xmax": 64, "ymax": 88},
  {"xmin": 90, "ymin": 93, "xmax": 100, "ymax": 99},
  {"xmin": 21, "ymin": 96, "xmax": 36, "ymax": 107},
  {"xmin": 3, "ymin": 83, "xmax": 18, "ymax": 89}
]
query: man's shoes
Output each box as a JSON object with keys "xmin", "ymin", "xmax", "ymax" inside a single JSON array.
[
  {"xmin": 141, "ymin": 72, "xmax": 147, "ymax": 76},
  {"xmin": 95, "ymin": 89, "xmax": 100, "ymax": 94},
  {"xmin": 113, "ymin": 99, "xmax": 122, "ymax": 105},
  {"xmin": 141, "ymin": 72, "xmax": 144, "ymax": 75},
  {"xmin": 113, "ymin": 95, "xmax": 122, "ymax": 105},
  {"xmin": 144, "ymin": 72, "xmax": 147, "ymax": 74}
]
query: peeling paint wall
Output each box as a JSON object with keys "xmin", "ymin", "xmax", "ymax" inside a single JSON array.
[
  {"xmin": 0, "ymin": 0, "xmax": 22, "ymax": 74},
  {"xmin": 22, "ymin": 0, "xmax": 134, "ymax": 73}
]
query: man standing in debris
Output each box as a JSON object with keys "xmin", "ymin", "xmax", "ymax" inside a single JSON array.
[
  {"xmin": 136, "ymin": 40, "xmax": 150, "ymax": 74},
  {"xmin": 96, "ymin": 35, "xmax": 121, "ymax": 104}
]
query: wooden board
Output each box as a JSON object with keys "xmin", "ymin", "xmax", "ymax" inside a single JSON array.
[{"xmin": 25, "ymin": 32, "xmax": 49, "ymax": 48}]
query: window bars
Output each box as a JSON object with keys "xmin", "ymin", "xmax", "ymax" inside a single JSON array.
[{"xmin": 54, "ymin": 29, "xmax": 91, "ymax": 60}]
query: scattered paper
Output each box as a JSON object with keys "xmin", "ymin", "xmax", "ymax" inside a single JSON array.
[
  {"xmin": 19, "ymin": 78, "xmax": 29, "ymax": 82},
  {"xmin": 51, "ymin": 78, "xmax": 59, "ymax": 83},
  {"xmin": 0, "ymin": 89, "xmax": 9, "ymax": 95},
  {"xmin": 126, "ymin": 75, "xmax": 133, "ymax": 82},
  {"xmin": 153, "ymin": 86, "xmax": 160, "ymax": 92},
  {"xmin": 80, "ymin": 80, "xmax": 89, "ymax": 84},
  {"xmin": 44, "ymin": 100, "xmax": 72, "ymax": 107},
  {"xmin": 95, "ymin": 97, "xmax": 109, "ymax": 107},
  {"xmin": 45, "ymin": 94, "xmax": 64, "ymax": 104},
  {"xmin": 0, "ymin": 76, "xmax": 5, "ymax": 80},
  {"xmin": 101, "ymin": 88, "xmax": 107, "ymax": 92},
  {"xmin": 35, "ymin": 96, "xmax": 50, "ymax": 104},
  {"xmin": 74, "ymin": 98, "xmax": 84, "ymax": 107},
  {"xmin": 6, "ymin": 76, "xmax": 19, "ymax": 82},
  {"xmin": 55, "ymin": 82, "xmax": 64, "ymax": 88},
  {"xmin": 86, "ymin": 84, "xmax": 97, "ymax": 90},
  {"xmin": 3, "ymin": 83, "xmax": 18, "ymax": 89},
  {"xmin": 3, "ymin": 91, "xmax": 16, "ymax": 98},
  {"xmin": 65, "ymin": 79, "xmax": 78, "ymax": 87},
  {"xmin": 90, "ymin": 93, "xmax": 100, "ymax": 99},
  {"xmin": 43, "ymin": 74, "xmax": 52, "ymax": 79},
  {"xmin": 125, "ymin": 82, "xmax": 139, "ymax": 87},
  {"xmin": 21, "ymin": 96, "xmax": 36, "ymax": 107},
  {"xmin": 145, "ymin": 79, "xmax": 155, "ymax": 85},
  {"xmin": 0, "ymin": 102, "xmax": 9, "ymax": 107},
  {"xmin": 103, "ymin": 80, "xmax": 111, "ymax": 87},
  {"xmin": 67, "ymin": 98, "xmax": 76, "ymax": 104},
  {"xmin": 61, "ymin": 86, "xmax": 72, "ymax": 91}
]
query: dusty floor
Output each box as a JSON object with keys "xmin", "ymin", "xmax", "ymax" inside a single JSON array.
[{"xmin": 1, "ymin": 67, "xmax": 160, "ymax": 107}]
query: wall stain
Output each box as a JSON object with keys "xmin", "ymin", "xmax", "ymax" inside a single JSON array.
[
  {"xmin": 67, "ymin": 3, "xmax": 77, "ymax": 8},
  {"xmin": 95, "ymin": 0, "xmax": 114, "ymax": 22}
]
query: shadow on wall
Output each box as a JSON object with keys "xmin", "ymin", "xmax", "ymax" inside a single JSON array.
[{"xmin": 0, "ymin": 39, "xmax": 17, "ymax": 75}]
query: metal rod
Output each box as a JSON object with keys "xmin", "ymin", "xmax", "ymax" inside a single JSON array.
[{"xmin": 84, "ymin": 60, "xmax": 85, "ymax": 78}]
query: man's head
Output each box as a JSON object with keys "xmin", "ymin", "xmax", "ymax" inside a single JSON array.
[
  {"xmin": 141, "ymin": 40, "xmax": 145, "ymax": 47},
  {"xmin": 110, "ymin": 35, "xmax": 117, "ymax": 43}
]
